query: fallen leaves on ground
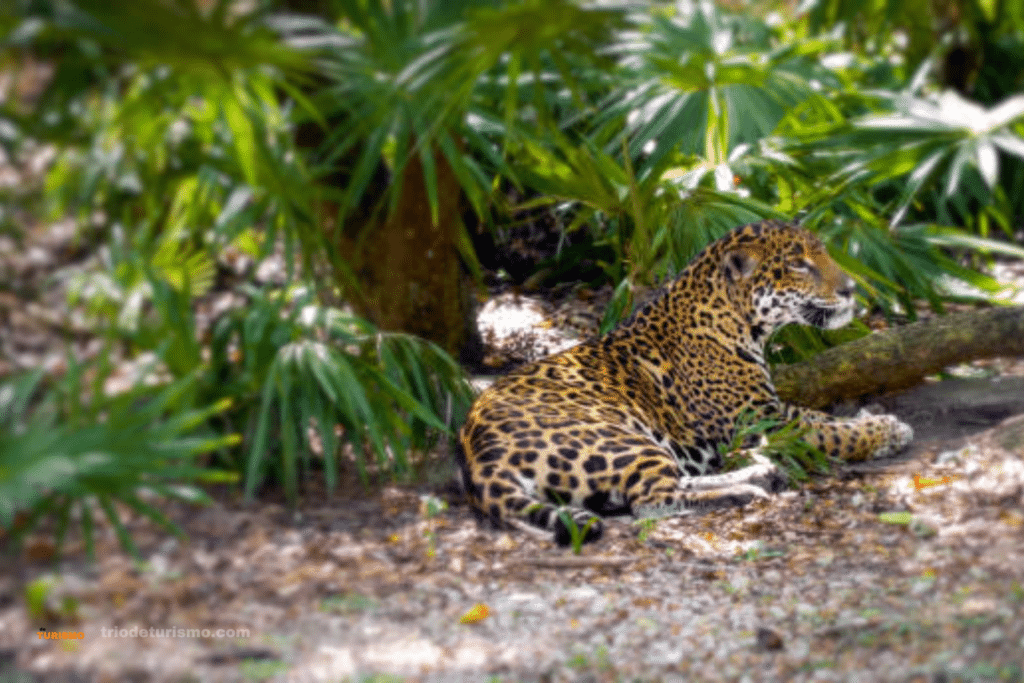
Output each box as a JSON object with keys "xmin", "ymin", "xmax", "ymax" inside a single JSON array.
[{"xmin": 2, "ymin": 414, "xmax": 1023, "ymax": 682}]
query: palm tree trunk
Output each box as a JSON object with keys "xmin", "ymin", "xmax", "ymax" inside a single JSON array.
[{"xmin": 335, "ymin": 145, "xmax": 482, "ymax": 363}]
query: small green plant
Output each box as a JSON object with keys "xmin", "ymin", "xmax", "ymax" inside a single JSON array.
[
  {"xmin": 884, "ymin": 511, "xmax": 937, "ymax": 540},
  {"xmin": 735, "ymin": 544, "xmax": 786, "ymax": 562},
  {"xmin": 718, "ymin": 410, "xmax": 780, "ymax": 466},
  {"xmin": 877, "ymin": 511, "xmax": 914, "ymax": 525},
  {"xmin": 525, "ymin": 495, "xmax": 598, "ymax": 554},
  {"xmin": 718, "ymin": 579, "xmax": 745, "ymax": 596},
  {"xmin": 563, "ymin": 644, "xmax": 612, "ymax": 674},
  {"xmin": 357, "ymin": 676, "xmax": 405, "ymax": 683},
  {"xmin": 797, "ymin": 659, "xmax": 837, "ymax": 673},
  {"xmin": 720, "ymin": 410, "xmax": 832, "ymax": 483},
  {"xmin": 23, "ymin": 575, "xmax": 78, "ymax": 624},
  {"xmin": 318, "ymin": 593, "xmax": 377, "ymax": 615},
  {"xmin": 636, "ymin": 616, "xmax": 658, "ymax": 630},
  {"xmin": 23, "ymin": 576, "xmax": 56, "ymax": 622},
  {"xmin": 855, "ymin": 630, "xmax": 880, "ymax": 647},
  {"xmin": 634, "ymin": 517, "xmax": 658, "ymax": 542},
  {"xmin": 555, "ymin": 509, "xmax": 599, "ymax": 555},
  {"xmin": 420, "ymin": 494, "xmax": 448, "ymax": 558},
  {"xmin": 238, "ymin": 658, "xmax": 287, "ymax": 682},
  {"xmin": 567, "ymin": 652, "xmax": 590, "ymax": 669},
  {"xmin": 422, "ymin": 495, "xmax": 448, "ymax": 519}
]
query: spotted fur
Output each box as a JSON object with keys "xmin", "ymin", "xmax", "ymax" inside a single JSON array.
[{"xmin": 458, "ymin": 221, "xmax": 914, "ymax": 545}]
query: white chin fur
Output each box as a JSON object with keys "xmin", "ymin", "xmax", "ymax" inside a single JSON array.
[{"xmin": 823, "ymin": 303, "xmax": 854, "ymax": 329}]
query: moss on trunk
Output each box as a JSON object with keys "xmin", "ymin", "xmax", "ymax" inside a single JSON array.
[
  {"xmin": 773, "ymin": 306, "xmax": 1024, "ymax": 409},
  {"xmin": 337, "ymin": 146, "xmax": 481, "ymax": 363}
]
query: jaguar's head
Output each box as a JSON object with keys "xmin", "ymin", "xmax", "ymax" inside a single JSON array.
[{"xmin": 721, "ymin": 221, "xmax": 856, "ymax": 334}]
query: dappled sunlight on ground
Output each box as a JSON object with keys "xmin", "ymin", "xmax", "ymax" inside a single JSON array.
[{"xmin": 3, "ymin": 407, "xmax": 1023, "ymax": 681}]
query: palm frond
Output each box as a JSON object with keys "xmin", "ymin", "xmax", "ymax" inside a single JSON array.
[
  {"xmin": 208, "ymin": 287, "xmax": 473, "ymax": 502},
  {"xmin": 594, "ymin": 4, "xmax": 836, "ymax": 175},
  {"xmin": 0, "ymin": 365, "xmax": 236, "ymax": 558}
]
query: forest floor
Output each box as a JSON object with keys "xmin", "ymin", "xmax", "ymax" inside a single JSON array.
[
  {"xmin": 2, "ymin": 376, "xmax": 1024, "ymax": 683},
  {"xmin": 3, "ymin": 220, "xmax": 1024, "ymax": 682}
]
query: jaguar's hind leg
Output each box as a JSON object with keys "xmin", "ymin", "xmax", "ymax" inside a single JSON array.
[
  {"xmin": 677, "ymin": 451, "xmax": 787, "ymax": 494},
  {"xmin": 625, "ymin": 450, "xmax": 785, "ymax": 520}
]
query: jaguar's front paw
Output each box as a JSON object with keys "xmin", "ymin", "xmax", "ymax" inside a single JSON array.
[
  {"xmin": 716, "ymin": 483, "xmax": 772, "ymax": 508},
  {"xmin": 868, "ymin": 414, "xmax": 914, "ymax": 459},
  {"xmin": 744, "ymin": 452, "xmax": 788, "ymax": 493}
]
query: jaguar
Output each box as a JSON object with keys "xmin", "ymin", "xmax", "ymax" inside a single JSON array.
[{"xmin": 457, "ymin": 220, "xmax": 914, "ymax": 545}]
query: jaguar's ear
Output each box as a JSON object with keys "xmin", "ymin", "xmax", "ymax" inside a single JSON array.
[{"xmin": 722, "ymin": 247, "xmax": 759, "ymax": 283}]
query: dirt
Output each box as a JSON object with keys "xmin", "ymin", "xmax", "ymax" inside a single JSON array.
[{"xmin": 2, "ymin": 374, "xmax": 1023, "ymax": 683}]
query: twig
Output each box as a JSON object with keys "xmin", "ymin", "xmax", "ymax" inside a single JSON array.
[{"xmin": 507, "ymin": 555, "xmax": 641, "ymax": 569}]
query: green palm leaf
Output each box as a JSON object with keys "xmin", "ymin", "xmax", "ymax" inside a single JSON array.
[
  {"xmin": 808, "ymin": 91, "xmax": 1024, "ymax": 226},
  {"xmin": 0, "ymin": 367, "xmax": 236, "ymax": 558},
  {"xmin": 595, "ymin": 6, "xmax": 835, "ymax": 174}
]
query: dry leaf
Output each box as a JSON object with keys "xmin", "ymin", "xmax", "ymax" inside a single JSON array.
[{"xmin": 459, "ymin": 603, "xmax": 490, "ymax": 624}]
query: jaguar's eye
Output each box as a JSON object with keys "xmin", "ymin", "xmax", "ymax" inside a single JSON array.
[{"xmin": 789, "ymin": 260, "xmax": 820, "ymax": 278}]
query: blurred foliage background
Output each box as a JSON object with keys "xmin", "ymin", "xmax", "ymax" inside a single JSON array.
[{"xmin": 1, "ymin": 0, "xmax": 1023, "ymax": 555}]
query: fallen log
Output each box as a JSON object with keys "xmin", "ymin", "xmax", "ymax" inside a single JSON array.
[{"xmin": 772, "ymin": 306, "xmax": 1024, "ymax": 409}]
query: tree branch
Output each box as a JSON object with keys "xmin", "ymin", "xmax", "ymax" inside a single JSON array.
[{"xmin": 773, "ymin": 306, "xmax": 1024, "ymax": 409}]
